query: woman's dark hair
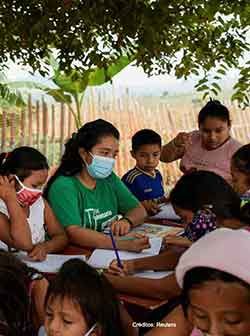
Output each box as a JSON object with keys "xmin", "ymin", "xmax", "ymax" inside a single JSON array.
[
  {"xmin": 198, "ymin": 100, "xmax": 231, "ymax": 127},
  {"xmin": 0, "ymin": 146, "xmax": 49, "ymax": 181},
  {"xmin": 44, "ymin": 119, "xmax": 119, "ymax": 198},
  {"xmin": 0, "ymin": 250, "xmax": 37, "ymax": 336},
  {"xmin": 45, "ymin": 259, "xmax": 125, "ymax": 336},
  {"xmin": 232, "ymin": 144, "xmax": 250, "ymax": 177},
  {"xmin": 170, "ymin": 171, "xmax": 242, "ymax": 220},
  {"xmin": 182, "ymin": 266, "xmax": 250, "ymax": 315}
]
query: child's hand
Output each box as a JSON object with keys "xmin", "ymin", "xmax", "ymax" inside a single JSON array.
[
  {"xmin": 28, "ymin": 243, "xmax": 48, "ymax": 261},
  {"xmin": 164, "ymin": 235, "xmax": 192, "ymax": 247},
  {"xmin": 142, "ymin": 200, "xmax": 160, "ymax": 215},
  {"xmin": 0, "ymin": 176, "xmax": 16, "ymax": 202},
  {"xmin": 111, "ymin": 218, "xmax": 131, "ymax": 236},
  {"xmin": 174, "ymin": 132, "xmax": 192, "ymax": 149},
  {"xmin": 118, "ymin": 236, "xmax": 150, "ymax": 252},
  {"xmin": 108, "ymin": 259, "xmax": 134, "ymax": 276}
]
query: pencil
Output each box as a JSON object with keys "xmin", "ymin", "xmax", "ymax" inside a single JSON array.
[{"xmin": 109, "ymin": 228, "xmax": 123, "ymax": 269}]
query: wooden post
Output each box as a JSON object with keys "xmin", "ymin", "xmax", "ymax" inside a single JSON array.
[
  {"xmin": 28, "ymin": 94, "xmax": 33, "ymax": 145},
  {"xmin": 20, "ymin": 108, "xmax": 26, "ymax": 146},
  {"xmin": 10, "ymin": 112, "xmax": 15, "ymax": 148},
  {"xmin": 60, "ymin": 103, "xmax": 65, "ymax": 156},
  {"xmin": 51, "ymin": 104, "xmax": 56, "ymax": 164},
  {"xmin": 68, "ymin": 106, "xmax": 73, "ymax": 138},
  {"xmin": 36, "ymin": 101, "xmax": 40, "ymax": 150},
  {"xmin": 42, "ymin": 98, "xmax": 48, "ymax": 157},
  {"xmin": 1, "ymin": 110, "xmax": 7, "ymax": 152}
]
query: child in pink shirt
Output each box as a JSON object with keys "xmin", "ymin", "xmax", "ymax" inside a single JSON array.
[
  {"xmin": 161, "ymin": 100, "xmax": 241, "ymax": 183},
  {"xmin": 181, "ymin": 129, "xmax": 240, "ymax": 183}
]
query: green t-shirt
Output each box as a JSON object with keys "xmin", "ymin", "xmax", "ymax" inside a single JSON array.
[{"xmin": 48, "ymin": 172, "xmax": 139, "ymax": 232}]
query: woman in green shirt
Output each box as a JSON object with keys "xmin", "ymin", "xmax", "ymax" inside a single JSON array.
[{"xmin": 44, "ymin": 119, "xmax": 149, "ymax": 251}]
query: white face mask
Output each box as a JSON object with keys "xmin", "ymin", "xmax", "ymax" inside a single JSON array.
[{"xmin": 84, "ymin": 323, "xmax": 97, "ymax": 336}]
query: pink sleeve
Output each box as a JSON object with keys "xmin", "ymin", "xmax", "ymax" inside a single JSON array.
[
  {"xmin": 190, "ymin": 328, "xmax": 203, "ymax": 336},
  {"xmin": 229, "ymin": 138, "xmax": 242, "ymax": 155}
]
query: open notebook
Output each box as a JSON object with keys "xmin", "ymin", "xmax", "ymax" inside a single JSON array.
[
  {"xmin": 88, "ymin": 237, "xmax": 162, "ymax": 269},
  {"xmin": 15, "ymin": 252, "xmax": 86, "ymax": 273}
]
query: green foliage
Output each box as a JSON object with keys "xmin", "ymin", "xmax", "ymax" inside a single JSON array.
[
  {"xmin": 3, "ymin": 53, "xmax": 133, "ymax": 127},
  {"xmin": 0, "ymin": 1, "xmax": 250, "ymax": 104},
  {"xmin": 0, "ymin": 73, "xmax": 26, "ymax": 109}
]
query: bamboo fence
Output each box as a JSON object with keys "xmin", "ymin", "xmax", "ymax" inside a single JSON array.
[{"xmin": 0, "ymin": 90, "xmax": 249, "ymax": 189}]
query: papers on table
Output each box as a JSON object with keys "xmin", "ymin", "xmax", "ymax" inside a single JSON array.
[
  {"xmin": 131, "ymin": 223, "xmax": 183, "ymax": 238},
  {"xmin": 88, "ymin": 237, "xmax": 162, "ymax": 269},
  {"xmin": 15, "ymin": 252, "xmax": 86, "ymax": 273},
  {"xmin": 133, "ymin": 270, "xmax": 173, "ymax": 279},
  {"xmin": 150, "ymin": 203, "xmax": 180, "ymax": 220}
]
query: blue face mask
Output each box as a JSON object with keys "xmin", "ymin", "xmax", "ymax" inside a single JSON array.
[{"xmin": 86, "ymin": 153, "xmax": 115, "ymax": 179}]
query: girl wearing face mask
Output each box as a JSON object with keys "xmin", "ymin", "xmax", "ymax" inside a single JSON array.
[
  {"xmin": 0, "ymin": 147, "xmax": 68, "ymax": 261},
  {"xmin": 44, "ymin": 119, "xmax": 148, "ymax": 251},
  {"xmin": 43, "ymin": 258, "xmax": 137, "ymax": 336}
]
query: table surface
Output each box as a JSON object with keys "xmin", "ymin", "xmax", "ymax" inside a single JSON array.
[{"xmin": 62, "ymin": 219, "xmax": 181, "ymax": 311}]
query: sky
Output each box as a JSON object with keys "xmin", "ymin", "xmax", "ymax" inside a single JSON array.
[{"xmin": 5, "ymin": 60, "xmax": 239, "ymax": 97}]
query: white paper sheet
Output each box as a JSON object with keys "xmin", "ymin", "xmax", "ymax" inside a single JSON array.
[
  {"xmin": 88, "ymin": 237, "xmax": 162, "ymax": 269},
  {"xmin": 15, "ymin": 252, "xmax": 86, "ymax": 273},
  {"xmin": 0, "ymin": 240, "xmax": 8, "ymax": 251},
  {"xmin": 150, "ymin": 203, "xmax": 180, "ymax": 220},
  {"xmin": 133, "ymin": 270, "xmax": 173, "ymax": 279}
]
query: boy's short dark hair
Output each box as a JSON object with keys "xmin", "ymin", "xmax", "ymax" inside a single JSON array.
[{"xmin": 132, "ymin": 129, "xmax": 162, "ymax": 152}]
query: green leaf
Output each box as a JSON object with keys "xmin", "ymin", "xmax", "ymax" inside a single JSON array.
[
  {"xmin": 195, "ymin": 77, "xmax": 208, "ymax": 88},
  {"xmin": 46, "ymin": 89, "xmax": 72, "ymax": 104},
  {"xmin": 202, "ymin": 91, "xmax": 210, "ymax": 100},
  {"xmin": 52, "ymin": 69, "xmax": 90, "ymax": 95},
  {"xmin": 88, "ymin": 55, "xmax": 134, "ymax": 86},
  {"xmin": 211, "ymin": 82, "xmax": 221, "ymax": 92},
  {"xmin": 196, "ymin": 84, "xmax": 209, "ymax": 92},
  {"xmin": 217, "ymin": 69, "xmax": 226, "ymax": 75}
]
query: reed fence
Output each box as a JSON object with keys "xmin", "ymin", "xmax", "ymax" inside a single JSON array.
[{"xmin": 0, "ymin": 89, "xmax": 249, "ymax": 189}]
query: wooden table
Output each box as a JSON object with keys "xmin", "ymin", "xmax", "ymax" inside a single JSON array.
[{"xmin": 61, "ymin": 220, "xmax": 182, "ymax": 322}]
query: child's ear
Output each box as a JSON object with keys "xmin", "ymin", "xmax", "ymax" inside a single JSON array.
[
  {"xmin": 130, "ymin": 150, "xmax": 136, "ymax": 159},
  {"xmin": 78, "ymin": 148, "xmax": 88, "ymax": 161}
]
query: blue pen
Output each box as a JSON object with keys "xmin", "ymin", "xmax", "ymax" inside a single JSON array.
[{"xmin": 109, "ymin": 228, "xmax": 123, "ymax": 269}]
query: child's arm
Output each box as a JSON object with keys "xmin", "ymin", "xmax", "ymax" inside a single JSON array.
[
  {"xmin": 160, "ymin": 132, "xmax": 191, "ymax": 163},
  {"xmin": 108, "ymin": 247, "xmax": 184, "ymax": 276},
  {"xmin": 141, "ymin": 200, "xmax": 161, "ymax": 216},
  {"xmin": 65, "ymin": 224, "xmax": 150, "ymax": 251},
  {"xmin": 0, "ymin": 176, "xmax": 33, "ymax": 250},
  {"xmin": 28, "ymin": 200, "xmax": 68, "ymax": 261},
  {"xmin": 110, "ymin": 203, "xmax": 147, "ymax": 236},
  {"xmin": 105, "ymin": 273, "xmax": 181, "ymax": 300},
  {"xmin": 164, "ymin": 235, "xmax": 192, "ymax": 248},
  {"xmin": 145, "ymin": 305, "xmax": 192, "ymax": 336}
]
